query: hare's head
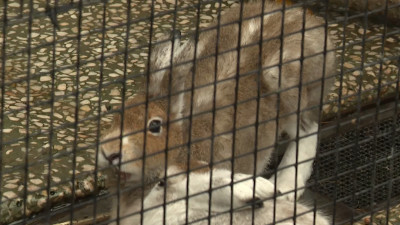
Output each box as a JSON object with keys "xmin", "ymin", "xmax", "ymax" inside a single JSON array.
[
  {"xmin": 99, "ymin": 31, "xmax": 194, "ymax": 183},
  {"xmin": 98, "ymin": 94, "xmax": 185, "ymax": 183}
]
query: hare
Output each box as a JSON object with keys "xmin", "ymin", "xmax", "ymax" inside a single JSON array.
[
  {"xmin": 99, "ymin": 0, "xmax": 336, "ymax": 201},
  {"xmin": 108, "ymin": 166, "xmax": 331, "ymax": 225}
]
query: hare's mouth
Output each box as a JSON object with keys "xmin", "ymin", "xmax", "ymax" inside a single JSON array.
[
  {"xmin": 118, "ymin": 171, "xmax": 132, "ymax": 181},
  {"xmin": 110, "ymin": 167, "xmax": 134, "ymax": 182}
]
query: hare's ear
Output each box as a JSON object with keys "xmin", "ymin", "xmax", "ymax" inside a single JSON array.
[
  {"xmin": 148, "ymin": 31, "xmax": 183, "ymax": 98},
  {"xmin": 169, "ymin": 92, "xmax": 189, "ymax": 122},
  {"xmin": 149, "ymin": 30, "xmax": 182, "ymax": 71}
]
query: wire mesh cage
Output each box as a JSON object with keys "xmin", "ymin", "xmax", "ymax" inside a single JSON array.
[{"xmin": 0, "ymin": 0, "xmax": 399, "ymax": 225}]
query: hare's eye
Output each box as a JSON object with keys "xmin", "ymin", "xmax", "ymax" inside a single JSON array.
[
  {"xmin": 148, "ymin": 118, "xmax": 162, "ymax": 135},
  {"xmin": 158, "ymin": 179, "xmax": 166, "ymax": 187}
]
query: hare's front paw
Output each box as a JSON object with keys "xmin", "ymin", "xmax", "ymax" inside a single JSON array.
[
  {"xmin": 269, "ymin": 174, "xmax": 305, "ymax": 202},
  {"xmin": 233, "ymin": 174, "xmax": 276, "ymax": 205},
  {"xmin": 212, "ymin": 173, "xmax": 275, "ymax": 211}
]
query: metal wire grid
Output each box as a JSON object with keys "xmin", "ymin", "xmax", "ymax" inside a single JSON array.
[
  {"xmin": 310, "ymin": 109, "xmax": 400, "ymax": 216},
  {"xmin": 314, "ymin": 112, "xmax": 399, "ymax": 202},
  {"xmin": 0, "ymin": 0, "xmax": 399, "ymax": 224}
]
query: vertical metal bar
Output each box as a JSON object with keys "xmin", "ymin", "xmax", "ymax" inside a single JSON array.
[
  {"xmin": 44, "ymin": 0, "xmax": 58, "ymax": 223},
  {"xmin": 369, "ymin": 0, "xmax": 391, "ymax": 221},
  {"xmin": 351, "ymin": 0, "xmax": 370, "ymax": 223},
  {"xmin": 382, "ymin": 1, "xmax": 399, "ymax": 220},
  {"xmin": 0, "ymin": 0, "xmax": 8, "ymax": 214},
  {"xmin": 185, "ymin": 0, "xmax": 202, "ymax": 223},
  {"xmin": 315, "ymin": 0, "xmax": 333, "ymax": 223},
  {"xmin": 252, "ymin": 0, "xmax": 266, "ymax": 224},
  {"xmin": 93, "ymin": 0, "xmax": 108, "ymax": 224},
  {"xmin": 69, "ymin": 0, "xmax": 83, "ymax": 223},
  {"xmin": 114, "ymin": 0, "xmax": 134, "ymax": 224},
  {"xmin": 207, "ymin": 0, "xmax": 223, "ymax": 224},
  {"xmin": 332, "ymin": 0, "xmax": 351, "ymax": 222},
  {"xmin": 385, "ymin": 58, "xmax": 399, "ymax": 225},
  {"xmin": 18, "ymin": 0, "xmax": 23, "ymax": 17},
  {"xmin": 229, "ymin": 1, "xmax": 245, "ymax": 223},
  {"xmin": 141, "ymin": 0, "xmax": 156, "ymax": 224},
  {"xmin": 22, "ymin": 0, "xmax": 34, "ymax": 222},
  {"xmin": 273, "ymin": 0, "xmax": 287, "ymax": 223},
  {"xmin": 292, "ymin": 1, "xmax": 310, "ymax": 223},
  {"xmin": 163, "ymin": 0, "xmax": 179, "ymax": 224}
]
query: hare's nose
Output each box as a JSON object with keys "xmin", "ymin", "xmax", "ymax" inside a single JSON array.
[{"xmin": 106, "ymin": 153, "xmax": 121, "ymax": 165}]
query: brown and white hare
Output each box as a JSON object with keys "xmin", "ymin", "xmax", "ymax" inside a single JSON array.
[
  {"xmin": 99, "ymin": 0, "xmax": 336, "ymax": 202},
  {"xmin": 108, "ymin": 166, "xmax": 330, "ymax": 225}
]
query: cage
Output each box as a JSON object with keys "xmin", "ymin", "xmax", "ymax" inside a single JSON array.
[{"xmin": 0, "ymin": 0, "xmax": 399, "ymax": 225}]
